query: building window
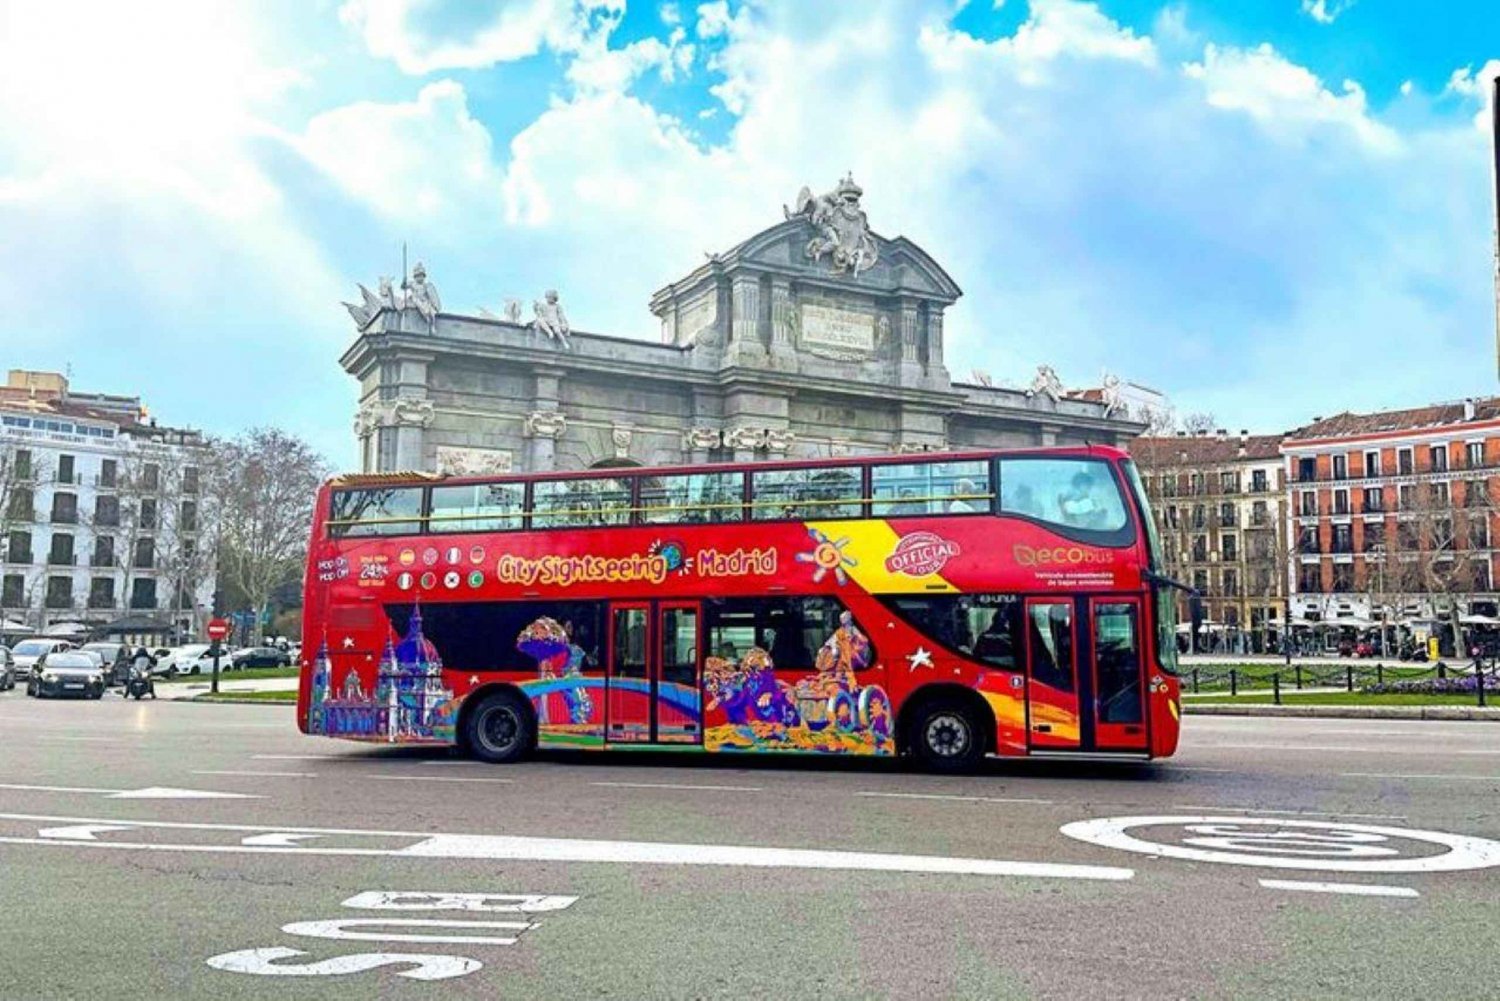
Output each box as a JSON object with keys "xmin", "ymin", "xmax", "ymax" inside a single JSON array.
[
  {"xmin": 1432, "ymin": 482, "xmax": 1450, "ymax": 507},
  {"xmin": 1362, "ymin": 487, "xmax": 1383, "ymax": 514},
  {"xmin": 1190, "ymin": 473, "xmax": 1204, "ymax": 495},
  {"xmin": 1219, "ymin": 502, "xmax": 1236, "ymax": 528},
  {"xmin": 1299, "ymin": 492, "xmax": 1317, "ymax": 516},
  {"xmin": 129, "ymin": 578, "xmax": 157, "ymax": 610},
  {"xmin": 180, "ymin": 501, "xmax": 197, "ymax": 533},
  {"xmin": 1220, "ymin": 471, "xmax": 1239, "ymax": 494},
  {"xmin": 88, "ymin": 578, "xmax": 115, "ymax": 609},
  {"xmin": 1332, "ymin": 564, "xmax": 1353, "ymax": 593},
  {"xmin": 1332, "ymin": 524, "xmax": 1353, "ymax": 554},
  {"xmin": 1473, "ymin": 561, "xmax": 1493, "ymax": 592},
  {"xmin": 133, "ymin": 537, "xmax": 154, "ymax": 569},
  {"xmin": 142, "ymin": 463, "xmax": 160, "ymax": 492},
  {"xmin": 182, "ymin": 466, "xmax": 199, "ymax": 494},
  {"xmin": 1398, "ymin": 521, "xmax": 1419, "ymax": 550},
  {"xmin": 1298, "ymin": 564, "xmax": 1321, "ymax": 593},
  {"xmin": 1222, "ymin": 534, "xmax": 1238, "ymax": 561},
  {"xmin": 5, "ymin": 530, "xmax": 31, "ymax": 564},
  {"xmin": 93, "ymin": 536, "xmax": 115, "ymax": 568},
  {"xmin": 99, "ymin": 459, "xmax": 117, "ymax": 488},
  {"xmin": 1466, "ymin": 481, "xmax": 1490, "ymax": 508},
  {"xmin": 1298, "ymin": 526, "xmax": 1320, "ymax": 555},
  {"xmin": 1165, "ymin": 505, "xmax": 1179, "ymax": 529},
  {"xmin": 1398, "ymin": 484, "xmax": 1414, "ymax": 509},
  {"xmin": 1, "ymin": 574, "xmax": 22, "ymax": 608},
  {"xmin": 13, "ymin": 449, "xmax": 32, "ymax": 480},
  {"xmin": 1470, "ymin": 516, "xmax": 1490, "ymax": 550},
  {"xmin": 57, "ymin": 454, "xmax": 76, "ymax": 485},
  {"xmin": 1429, "ymin": 446, "xmax": 1448, "ymax": 473},
  {"xmin": 7, "ymin": 487, "xmax": 33, "ymax": 522},
  {"xmin": 45, "ymin": 576, "xmax": 72, "ymax": 609},
  {"xmin": 1296, "ymin": 457, "xmax": 1316, "ymax": 482},
  {"xmin": 1192, "ymin": 536, "xmax": 1208, "ymax": 561},
  {"xmin": 50, "ymin": 492, "xmax": 78, "ymax": 525},
  {"xmin": 1251, "ymin": 469, "xmax": 1268, "ymax": 493},
  {"xmin": 1332, "ymin": 455, "xmax": 1347, "ymax": 480},
  {"xmin": 1364, "ymin": 450, "xmax": 1381, "ymax": 477},
  {"xmin": 1250, "ymin": 500, "xmax": 1267, "ymax": 526},
  {"xmin": 48, "ymin": 533, "xmax": 74, "ymax": 566},
  {"xmin": 1398, "ymin": 448, "xmax": 1414, "ymax": 475},
  {"xmin": 94, "ymin": 494, "xmax": 119, "ymax": 527},
  {"xmin": 1468, "ymin": 442, "xmax": 1485, "ymax": 469},
  {"xmin": 140, "ymin": 498, "xmax": 158, "ymax": 530},
  {"xmin": 1364, "ymin": 522, "xmax": 1385, "ymax": 553},
  {"xmin": 1433, "ymin": 518, "xmax": 1454, "ymax": 552},
  {"xmin": 1332, "ymin": 489, "xmax": 1349, "ymax": 515},
  {"xmin": 1192, "ymin": 504, "xmax": 1206, "ymax": 529},
  {"xmin": 1222, "ymin": 569, "xmax": 1239, "ymax": 596},
  {"xmin": 1193, "ymin": 570, "xmax": 1209, "ymax": 593}
]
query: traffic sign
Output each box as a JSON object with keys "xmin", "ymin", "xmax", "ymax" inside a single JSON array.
[{"xmin": 206, "ymin": 618, "xmax": 231, "ymax": 642}]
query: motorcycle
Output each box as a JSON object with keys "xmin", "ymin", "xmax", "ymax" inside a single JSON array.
[{"xmin": 125, "ymin": 663, "xmax": 157, "ymax": 700}]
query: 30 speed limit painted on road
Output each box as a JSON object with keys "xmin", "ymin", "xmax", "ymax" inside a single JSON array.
[{"xmin": 1060, "ymin": 816, "xmax": 1500, "ymax": 874}]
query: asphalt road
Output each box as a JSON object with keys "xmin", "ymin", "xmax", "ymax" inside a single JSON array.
[{"xmin": 1, "ymin": 691, "xmax": 1498, "ymax": 1000}]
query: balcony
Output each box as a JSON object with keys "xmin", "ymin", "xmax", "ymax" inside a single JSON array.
[
  {"xmin": 1361, "ymin": 500, "xmax": 1385, "ymax": 514},
  {"xmin": 1298, "ymin": 542, "xmax": 1323, "ymax": 556}
]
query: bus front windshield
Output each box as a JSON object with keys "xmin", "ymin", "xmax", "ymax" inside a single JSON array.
[{"xmin": 1122, "ymin": 459, "xmax": 1180, "ymax": 676}]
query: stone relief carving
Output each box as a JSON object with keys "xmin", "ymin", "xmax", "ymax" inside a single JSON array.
[
  {"xmin": 436, "ymin": 445, "xmax": 513, "ymax": 476},
  {"xmin": 353, "ymin": 403, "xmax": 380, "ymax": 437},
  {"xmin": 896, "ymin": 440, "xmax": 946, "ymax": 454},
  {"xmin": 680, "ymin": 426, "xmax": 722, "ymax": 451},
  {"xmin": 610, "ymin": 423, "xmax": 633, "ymax": 460},
  {"xmin": 390, "ymin": 398, "xmax": 436, "ymax": 428},
  {"xmin": 763, "ymin": 428, "xmax": 795, "ymax": 453},
  {"xmin": 723, "ymin": 426, "xmax": 767, "ymax": 451},
  {"xmin": 524, "ymin": 410, "xmax": 568, "ymax": 439},
  {"xmin": 784, "ymin": 173, "xmax": 879, "ymax": 276},
  {"xmin": 531, "ymin": 290, "xmax": 572, "ymax": 349},
  {"xmin": 1025, "ymin": 365, "xmax": 1064, "ymax": 404}
]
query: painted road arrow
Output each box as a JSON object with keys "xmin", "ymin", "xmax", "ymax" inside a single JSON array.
[
  {"xmin": 241, "ymin": 833, "xmax": 323, "ymax": 847},
  {"xmin": 0, "ymin": 782, "xmax": 260, "ymax": 800},
  {"xmin": 37, "ymin": 824, "xmax": 134, "ymax": 841}
]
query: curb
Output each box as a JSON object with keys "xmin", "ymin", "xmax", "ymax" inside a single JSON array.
[
  {"xmin": 187, "ymin": 695, "xmax": 297, "ymax": 706},
  {"xmin": 1184, "ymin": 704, "xmax": 1500, "ymax": 721}
]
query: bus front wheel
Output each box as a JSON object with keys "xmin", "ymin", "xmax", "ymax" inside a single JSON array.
[
  {"xmin": 911, "ymin": 702, "xmax": 984, "ymax": 773},
  {"xmin": 464, "ymin": 689, "xmax": 534, "ymax": 764}
]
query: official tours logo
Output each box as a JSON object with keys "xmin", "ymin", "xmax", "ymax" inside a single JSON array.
[
  {"xmin": 885, "ymin": 532, "xmax": 961, "ymax": 577},
  {"xmin": 1012, "ymin": 543, "xmax": 1114, "ymax": 568}
]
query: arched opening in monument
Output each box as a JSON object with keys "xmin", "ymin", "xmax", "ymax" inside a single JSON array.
[{"xmin": 590, "ymin": 458, "xmax": 644, "ymax": 470}]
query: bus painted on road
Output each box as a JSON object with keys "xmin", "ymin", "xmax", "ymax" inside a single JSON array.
[{"xmin": 297, "ymin": 446, "xmax": 1181, "ymax": 769}]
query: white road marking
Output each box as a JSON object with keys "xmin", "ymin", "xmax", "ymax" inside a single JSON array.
[
  {"xmin": 205, "ymin": 947, "xmax": 481, "ymax": 981},
  {"xmin": 856, "ymin": 791, "xmax": 1054, "ymax": 805},
  {"xmin": 589, "ymin": 781, "xmax": 762, "ymax": 793},
  {"xmin": 369, "ymin": 776, "xmax": 515, "ymax": 785},
  {"xmin": 0, "ymin": 812, "xmax": 1134, "ymax": 881},
  {"xmin": 1062, "ymin": 815, "xmax": 1500, "ymax": 873},
  {"xmin": 1258, "ymin": 878, "xmax": 1419, "ymax": 898},
  {"xmin": 282, "ymin": 918, "xmax": 532, "ymax": 946},
  {"xmin": 1207, "ymin": 744, "xmax": 1500, "ymax": 756},
  {"xmin": 38, "ymin": 824, "xmax": 133, "ymax": 841},
  {"xmin": 253, "ymin": 754, "xmax": 345, "ymax": 761},
  {"xmin": 195, "ymin": 770, "xmax": 317, "ymax": 779},
  {"xmin": 1168, "ymin": 805, "xmax": 1409, "ymax": 821},
  {"xmin": 340, "ymin": 892, "xmax": 576, "ymax": 913},
  {"xmin": 242, "ymin": 833, "xmax": 324, "ymax": 847},
  {"xmin": 0, "ymin": 782, "xmax": 122, "ymax": 795},
  {"xmin": 1340, "ymin": 773, "xmax": 1499, "ymax": 782},
  {"xmin": 109, "ymin": 786, "xmax": 260, "ymax": 800}
]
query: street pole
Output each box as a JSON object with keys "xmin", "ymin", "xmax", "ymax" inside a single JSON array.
[{"xmin": 211, "ymin": 639, "xmax": 221, "ymax": 695}]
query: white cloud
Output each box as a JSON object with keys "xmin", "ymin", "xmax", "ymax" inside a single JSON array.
[
  {"xmin": 1184, "ymin": 42, "xmax": 1399, "ymax": 152},
  {"xmin": 566, "ymin": 27, "xmax": 694, "ymax": 93},
  {"xmin": 1300, "ymin": 0, "xmax": 1353, "ymax": 25},
  {"xmin": 338, "ymin": 0, "xmax": 625, "ymax": 74}
]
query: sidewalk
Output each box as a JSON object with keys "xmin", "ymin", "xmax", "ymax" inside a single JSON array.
[
  {"xmin": 1185, "ymin": 703, "xmax": 1500, "ymax": 721},
  {"xmin": 153, "ymin": 676, "xmax": 299, "ymax": 701}
]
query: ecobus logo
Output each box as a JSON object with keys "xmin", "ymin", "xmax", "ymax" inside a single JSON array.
[
  {"xmin": 885, "ymin": 532, "xmax": 961, "ymax": 577},
  {"xmin": 1012, "ymin": 543, "xmax": 1114, "ymax": 568}
]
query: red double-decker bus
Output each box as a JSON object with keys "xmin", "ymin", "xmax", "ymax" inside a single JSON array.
[{"xmin": 298, "ymin": 446, "xmax": 1181, "ymax": 769}]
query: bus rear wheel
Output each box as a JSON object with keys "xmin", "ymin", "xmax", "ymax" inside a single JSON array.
[
  {"xmin": 911, "ymin": 702, "xmax": 984, "ymax": 773},
  {"xmin": 463, "ymin": 690, "xmax": 534, "ymax": 764}
]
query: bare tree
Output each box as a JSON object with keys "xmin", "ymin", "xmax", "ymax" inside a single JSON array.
[
  {"xmin": 1396, "ymin": 478, "xmax": 1500, "ymax": 656},
  {"xmin": 1181, "ymin": 411, "xmax": 1217, "ymax": 436},
  {"xmin": 0, "ymin": 440, "xmax": 52, "ymax": 628},
  {"xmin": 211, "ymin": 429, "xmax": 329, "ymax": 642}
]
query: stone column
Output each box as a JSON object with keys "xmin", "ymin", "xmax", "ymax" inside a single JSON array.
[
  {"xmin": 898, "ymin": 299, "xmax": 923, "ymax": 385},
  {"xmin": 525, "ymin": 411, "xmax": 567, "ymax": 471},
  {"xmin": 729, "ymin": 275, "xmax": 764, "ymax": 364},
  {"xmin": 925, "ymin": 306, "xmax": 951, "ymax": 384},
  {"xmin": 768, "ymin": 278, "xmax": 797, "ymax": 369}
]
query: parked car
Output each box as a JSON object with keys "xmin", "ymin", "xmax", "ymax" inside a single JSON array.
[
  {"xmin": 0, "ymin": 645, "xmax": 14, "ymax": 691},
  {"xmin": 155, "ymin": 644, "xmax": 236, "ymax": 677},
  {"xmin": 10, "ymin": 638, "xmax": 75, "ymax": 681},
  {"xmin": 232, "ymin": 646, "xmax": 292, "ymax": 669},
  {"xmin": 27, "ymin": 651, "xmax": 106, "ymax": 699},
  {"xmin": 1354, "ymin": 641, "xmax": 1377, "ymax": 658},
  {"xmin": 79, "ymin": 642, "xmax": 132, "ymax": 685}
]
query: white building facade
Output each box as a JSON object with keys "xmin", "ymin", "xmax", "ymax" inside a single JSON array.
[{"xmin": 0, "ymin": 371, "xmax": 215, "ymax": 640}]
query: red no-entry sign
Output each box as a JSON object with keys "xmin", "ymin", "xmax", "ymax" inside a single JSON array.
[{"xmin": 206, "ymin": 618, "xmax": 231, "ymax": 642}]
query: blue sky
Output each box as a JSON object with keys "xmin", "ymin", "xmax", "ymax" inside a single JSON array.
[{"xmin": 1, "ymin": 0, "xmax": 1497, "ymax": 467}]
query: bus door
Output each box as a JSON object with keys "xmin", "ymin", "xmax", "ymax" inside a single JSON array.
[
  {"xmin": 1087, "ymin": 597, "xmax": 1148, "ymax": 752},
  {"xmin": 1023, "ymin": 599, "xmax": 1081, "ymax": 750},
  {"xmin": 607, "ymin": 601, "xmax": 702, "ymax": 745}
]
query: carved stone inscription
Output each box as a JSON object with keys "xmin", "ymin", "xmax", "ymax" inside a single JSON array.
[
  {"xmin": 436, "ymin": 445, "xmax": 513, "ymax": 476},
  {"xmin": 800, "ymin": 303, "xmax": 874, "ymax": 356}
]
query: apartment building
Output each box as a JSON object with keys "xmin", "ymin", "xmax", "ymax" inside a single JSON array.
[
  {"xmin": 1132, "ymin": 431, "xmax": 1288, "ymax": 652},
  {"xmin": 0, "ymin": 370, "xmax": 214, "ymax": 637},
  {"xmin": 1282, "ymin": 398, "xmax": 1500, "ymax": 642}
]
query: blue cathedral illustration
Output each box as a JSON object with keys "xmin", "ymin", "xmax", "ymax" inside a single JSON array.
[{"xmin": 308, "ymin": 605, "xmax": 459, "ymax": 742}]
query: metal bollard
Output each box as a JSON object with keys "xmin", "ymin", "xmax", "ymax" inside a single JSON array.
[
  {"xmin": 1230, "ymin": 669, "xmax": 1238, "ymax": 698},
  {"xmin": 1439, "ymin": 663, "xmax": 1448, "ymax": 680},
  {"xmin": 1478, "ymin": 660, "xmax": 1487, "ymax": 708},
  {"xmin": 1192, "ymin": 668, "xmax": 1200, "ymax": 695},
  {"xmin": 1295, "ymin": 665, "xmax": 1303, "ymax": 690},
  {"xmin": 1274, "ymin": 672, "xmax": 1281, "ymax": 705},
  {"xmin": 1345, "ymin": 664, "xmax": 1354, "ymax": 692},
  {"xmin": 1377, "ymin": 662, "xmax": 1384, "ymax": 686}
]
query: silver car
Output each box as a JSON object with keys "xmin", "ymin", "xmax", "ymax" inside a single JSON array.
[
  {"xmin": 27, "ymin": 651, "xmax": 106, "ymax": 699},
  {"xmin": 10, "ymin": 638, "xmax": 74, "ymax": 681}
]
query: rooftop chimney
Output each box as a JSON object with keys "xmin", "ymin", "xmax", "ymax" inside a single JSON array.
[
  {"xmin": 1239, "ymin": 429, "xmax": 1249, "ymax": 440},
  {"xmin": 1215, "ymin": 428, "xmax": 1227, "ymax": 440},
  {"xmin": 1464, "ymin": 398, "xmax": 1477, "ymax": 421}
]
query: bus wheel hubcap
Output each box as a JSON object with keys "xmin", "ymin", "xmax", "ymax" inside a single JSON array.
[
  {"xmin": 926, "ymin": 714, "xmax": 968, "ymax": 757},
  {"xmin": 480, "ymin": 707, "xmax": 519, "ymax": 751}
]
